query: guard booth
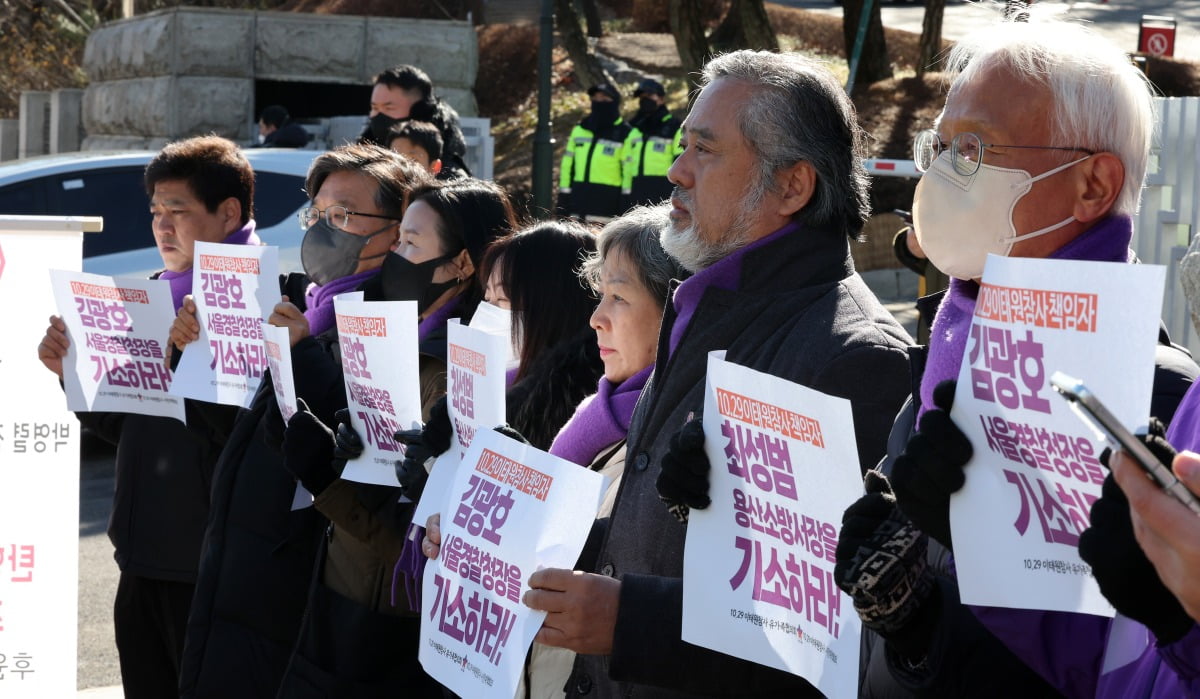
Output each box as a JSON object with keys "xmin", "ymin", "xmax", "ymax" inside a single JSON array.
[{"xmin": 1139, "ymin": 15, "xmax": 1177, "ymax": 58}]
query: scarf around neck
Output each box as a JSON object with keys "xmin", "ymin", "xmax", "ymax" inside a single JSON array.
[
  {"xmin": 303, "ymin": 268, "xmax": 380, "ymax": 337},
  {"xmin": 550, "ymin": 364, "xmax": 652, "ymax": 467},
  {"xmin": 158, "ymin": 220, "xmax": 261, "ymax": 311}
]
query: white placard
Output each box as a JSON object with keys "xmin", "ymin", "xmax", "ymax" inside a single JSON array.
[
  {"xmin": 446, "ymin": 319, "xmax": 508, "ymax": 462},
  {"xmin": 950, "ymin": 255, "xmax": 1163, "ymax": 616},
  {"xmin": 335, "ymin": 297, "xmax": 421, "ymax": 486},
  {"xmin": 0, "ymin": 221, "xmax": 83, "ymax": 697},
  {"xmin": 170, "ymin": 241, "xmax": 278, "ymax": 407},
  {"xmin": 682, "ymin": 352, "xmax": 862, "ymax": 697},
  {"xmin": 49, "ymin": 270, "xmax": 184, "ymax": 423},
  {"xmin": 419, "ymin": 429, "xmax": 603, "ymax": 698},
  {"xmin": 261, "ymin": 323, "xmax": 311, "ymax": 509}
]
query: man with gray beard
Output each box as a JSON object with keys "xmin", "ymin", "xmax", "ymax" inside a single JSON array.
[{"xmin": 521, "ymin": 50, "xmax": 913, "ymax": 697}]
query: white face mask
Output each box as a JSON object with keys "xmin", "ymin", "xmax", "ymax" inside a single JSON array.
[
  {"xmin": 469, "ymin": 301, "xmax": 520, "ymax": 369},
  {"xmin": 257, "ymin": 133, "xmax": 266, "ymax": 145},
  {"xmin": 913, "ymin": 152, "xmax": 1090, "ymax": 280}
]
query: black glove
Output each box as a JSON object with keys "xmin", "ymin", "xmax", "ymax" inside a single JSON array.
[
  {"xmin": 333, "ymin": 408, "xmax": 362, "ymax": 461},
  {"xmin": 391, "ymin": 397, "xmax": 454, "ymax": 501},
  {"xmin": 891, "ymin": 380, "xmax": 973, "ymax": 551},
  {"xmin": 656, "ymin": 418, "xmax": 709, "ymax": 524},
  {"xmin": 835, "ymin": 470, "xmax": 937, "ymax": 639},
  {"xmin": 281, "ymin": 398, "xmax": 338, "ymax": 496},
  {"xmin": 1079, "ymin": 422, "xmax": 1193, "ymax": 644}
]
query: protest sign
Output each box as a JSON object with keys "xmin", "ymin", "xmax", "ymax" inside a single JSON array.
[
  {"xmin": 50, "ymin": 270, "xmax": 183, "ymax": 423},
  {"xmin": 419, "ymin": 429, "xmax": 603, "ymax": 698},
  {"xmin": 949, "ymin": 255, "xmax": 1163, "ymax": 616},
  {"xmin": 261, "ymin": 323, "xmax": 310, "ymax": 509},
  {"xmin": 170, "ymin": 241, "xmax": 278, "ymax": 407},
  {"xmin": 335, "ymin": 296, "xmax": 421, "ymax": 486},
  {"xmin": 682, "ymin": 352, "xmax": 862, "ymax": 698},
  {"xmin": 446, "ymin": 319, "xmax": 508, "ymax": 462},
  {"xmin": 0, "ymin": 217, "xmax": 88, "ymax": 697}
]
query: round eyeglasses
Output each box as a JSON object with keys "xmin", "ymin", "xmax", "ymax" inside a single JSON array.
[
  {"xmin": 913, "ymin": 130, "xmax": 1096, "ymax": 177},
  {"xmin": 298, "ymin": 205, "xmax": 401, "ymax": 232}
]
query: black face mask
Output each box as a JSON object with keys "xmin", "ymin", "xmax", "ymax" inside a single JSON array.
[
  {"xmin": 637, "ymin": 97, "xmax": 658, "ymax": 115},
  {"xmin": 369, "ymin": 113, "xmax": 404, "ymax": 145},
  {"xmin": 380, "ymin": 251, "xmax": 461, "ymax": 315},
  {"xmin": 590, "ymin": 100, "xmax": 619, "ymax": 124},
  {"xmin": 301, "ymin": 219, "xmax": 392, "ymax": 287}
]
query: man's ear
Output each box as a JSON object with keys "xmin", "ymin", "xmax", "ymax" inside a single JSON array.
[
  {"xmin": 1073, "ymin": 152, "xmax": 1123, "ymax": 224},
  {"xmin": 775, "ymin": 161, "xmax": 816, "ymax": 218},
  {"xmin": 220, "ymin": 197, "xmax": 243, "ymax": 233}
]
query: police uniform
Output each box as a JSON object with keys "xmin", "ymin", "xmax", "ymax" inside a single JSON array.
[
  {"xmin": 559, "ymin": 84, "xmax": 632, "ymax": 222},
  {"xmin": 623, "ymin": 105, "xmax": 683, "ymax": 207}
]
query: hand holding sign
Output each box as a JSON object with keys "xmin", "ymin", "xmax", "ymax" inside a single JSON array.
[
  {"xmin": 281, "ymin": 398, "xmax": 339, "ymax": 496},
  {"xmin": 268, "ymin": 295, "xmax": 310, "ymax": 348},
  {"xmin": 524, "ymin": 568, "xmax": 620, "ymax": 655},
  {"xmin": 656, "ymin": 417, "xmax": 711, "ymax": 523},
  {"xmin": 168, "ymin": 295, "xmax": 201, "ymax": 353},
  {"xmin": 37, "ymin": 315, "xmax": 70, "ymax": 379}
]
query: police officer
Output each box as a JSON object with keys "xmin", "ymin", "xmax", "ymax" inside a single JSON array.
[
  {"xmin": 558, "ymin": 83, "xmax": 632, "ymax": 223},
  {"xmin": 623, "ymin": 78, "xmax": 683, "ymax": 208}
]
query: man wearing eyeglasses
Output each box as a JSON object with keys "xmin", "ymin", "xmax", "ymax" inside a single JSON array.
[
  {"xmin": 834, "ymin": 14, "xmax": 1200, "ymax": 699},
  {"xmin": 177, "ymin": 144, "xmax": 431, "ymax": 698}
]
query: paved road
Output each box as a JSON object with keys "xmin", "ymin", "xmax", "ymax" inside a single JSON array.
[
  {"xmin": 771, "ymin": 1, "xmax": 1200, "ymax": 61},
  {"xmin": 78, "ymin": 438, "xmax": 121, "ymax": 692}
]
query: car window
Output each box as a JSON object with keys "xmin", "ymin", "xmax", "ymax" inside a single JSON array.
[
  {"xmin": 0, "ymin": 179, "xmax": 47, "ymax": 215},
  {"xmin": 254, "ymin": 171, "xmax": 307, "ymax": 229},
  {"xmin": 45, "ymin": 167, "xmax": 152, "ymax": 258}
]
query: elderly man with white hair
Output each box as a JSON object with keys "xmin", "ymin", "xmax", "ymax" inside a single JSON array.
[{"xmin": 833, "ymin": 11, "xmax": 1200, "ymax": 699}]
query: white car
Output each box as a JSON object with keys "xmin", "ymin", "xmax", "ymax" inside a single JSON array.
[{"xmin": 0, "ymin": 148, "xmax": 318, "ymax": 278}]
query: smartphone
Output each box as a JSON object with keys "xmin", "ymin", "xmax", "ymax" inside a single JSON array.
[{"xmin": 1050, "ymin": 371, "xmax": 1200, "ymax": 514}]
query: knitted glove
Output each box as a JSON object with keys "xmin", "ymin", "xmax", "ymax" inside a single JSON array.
[
  {"xmin": 332, "ymin": 408, "xmax": 363, "ymax": 461},
  {"xmin": 281, "ymin": 398, "xmax": 338, "ymax": 496},
  {"xmin": 1079, "ymin": 422, "xmax": 1193, "ymax": 644},
  {"xmin": 392, "ymin": 397, "xmax": 454, "ymax": 501},
  {"xmin": 835, "ymin": 470, "xmax": 936, "ymax": 637},
  {"xmin": 891, "ymin": 380, "xmax": 973, "ymax": 551},
  {"xmin": 656, "ymin": 418, "xmax": 709, "ymax": 524}
]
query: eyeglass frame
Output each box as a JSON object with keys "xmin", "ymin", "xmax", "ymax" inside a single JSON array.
[
  {"xmin": 297, "ymin": 205, "xmax": 402, "ymax": 232},
  {"xmin": 913, "ymin": 129, "xmax": 1096, "ymax": 177}
]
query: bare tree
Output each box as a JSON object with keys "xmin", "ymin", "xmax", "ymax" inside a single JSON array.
[
  {"xmin": 917, "ymin": 0, "xmax": 946, "ymax": 76},
  {"xmin": 710, "ymin": 0, "xmax": 778, "ymax": 52},
  {"xmin": 669, "ymin": 0, "xmax": 710, "ymax": 77},
  {"xmin": 842, "ymin": 0, "xmax": 892, "ymax": 89},
  {"xmin": 556, "ymin": 0, "xmax": 611, "ymax": 89},
  {"xmin": 580, "ymin": 0, "xmax": 603, "ymax": 38}
]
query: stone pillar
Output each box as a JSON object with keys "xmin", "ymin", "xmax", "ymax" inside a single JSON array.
[
  {"xmin": 0, "ymin": 120, "xmax": 18, "ymax": 161},
  {"xmin": 49, "ymin": 89, "xmax": 85, "ymax": 154},
  {"xmin": 19, "ymin": 91, "xmax": 51, "ymax": 159}
]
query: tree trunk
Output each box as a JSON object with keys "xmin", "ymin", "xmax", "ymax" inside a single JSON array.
[
  {"xmin": 842, "ymin": 0, "xmax": 892, "ymax": 89},
  {"xmin": 711, "ymin": 0, "xmax": 778, "ymax": 52},
  {"xmin": 580, "ymin": 0, "xmax": 603, "ymax": 38},
  {"xmin": 916, "ymin": 0, "xmax": 946, "ymax": 76},
  {"xmin": 556, "ymin": 0, "xmax": 611, "ymax": 90},
  {"xmin": 669, "ymin": 0, "xmax": 710, "ymax": 78}
]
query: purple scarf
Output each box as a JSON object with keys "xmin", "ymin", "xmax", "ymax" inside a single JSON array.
[
  {"xmin": 668, "ymin": 222, "xmax": 800, "ymax": 358},
  {"xmin": 417, "ymin": 296, "xmax": 461, "ymax": 343},
  {"xmin": 303, "ymin": 269, "xmax": 379, "ymax": 337},
  {"xmin": 550, "ymin": 365, "xmax": 652, "ymax": 466},
  {"xmin": 918, "ymin": 215, "xmax": 1135, "ymax": 418},
  {"xmin": 158, "ymin": 221, "xmax": 261, "ymax": 311}
]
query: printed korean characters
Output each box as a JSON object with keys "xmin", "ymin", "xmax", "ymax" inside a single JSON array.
[
  {"xmin": 335, "ymin": 296, "xmax": 421, "ymax": 486},
  {"xmin": 949, "ymin": 255, "xmax": 1164, "ymax": 615},
  {"xmin": 170, "ymin": 241, "xmax": 279, "ymax": 407},
  {"xmin": 419, "ymin": 429, "xmax": 604, "ymax": 698},
  {"xmin": 446, "ymin": 319, "xmax": 508, "ymax": 462},
  {"xmin": 682, "ymin": 352, "xmax": 862, "ymax": 698},
  {"xmin": 50, "ymin": 271, "xmax": 184, "ymax": 423}
]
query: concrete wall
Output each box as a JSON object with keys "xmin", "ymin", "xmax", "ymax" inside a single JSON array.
[{"xmin": 82, "ymin": 8, "xmax": 477, "ymax": 150}]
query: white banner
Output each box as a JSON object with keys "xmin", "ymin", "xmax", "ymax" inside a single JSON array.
[
  {"xmin": 950, "ymin": 255, "xmax": 1163, "ymax": 616},
  {"xmin": 261, "ymin": 323, "xmax": 311, "ymax": 509},
  {"xmin": 335, "ymin": 297, "xmax": 421, "ymax": 486},
  {"xmin": 682, "ymin": 352, "xmax": 862, "ymax": 697},
  {"xmin": 419, "ymin": 429, "xmax": 603, "ymax": 698},
  {"xmin": 0, "ymin": 220, "xmax": 84, "ymax": 697},
  {"xmin": 49, "ymin": 270, "xmax": 184, "ymax": 423},
  {"xmin": 446, "ymin": 319, "xmax": 508, "ymax": 462},
  {"xmin": 170, "ymin": 241, "xmax": 278, "ymax": 407}
]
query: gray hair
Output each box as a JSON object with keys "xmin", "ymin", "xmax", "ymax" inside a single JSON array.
[
  {"xmin": 943, "ymin": 11, "xmax": 1155, "ymax": 216},
  {"xmin": 700, "ymin": 50, "xmax": 871, "ymax": 240},
  {"xmin": 581, "ymin": 205, "xmax": 687, "ymax": 308}
]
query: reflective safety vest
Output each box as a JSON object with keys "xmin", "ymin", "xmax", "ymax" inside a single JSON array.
[
  {"xmin": 623, "ymin": 110, "xmax": 683, "ymax": 206},
  {"xmin": 559, "ymin": 117, "xmax": 632, "ymax": 219}
]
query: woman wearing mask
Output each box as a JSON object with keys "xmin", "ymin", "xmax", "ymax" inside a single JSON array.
[
  {"xmin": 522, "ymin": 205, "xmax": 687, "ymax": 699},
  {"xmin": 277, "ymin": 178, "xmax": 516, "ymax": 697}
]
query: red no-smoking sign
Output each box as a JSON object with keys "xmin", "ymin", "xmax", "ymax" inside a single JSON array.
[{"xmin": 1140, "ymin": 26, "xmax": 1176, "ymax": 57}]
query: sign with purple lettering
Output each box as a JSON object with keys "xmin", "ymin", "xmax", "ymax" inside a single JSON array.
[
  {"xmin": 49, "ymin": 270, "xmax": 184, "ymax": 423},
  {"xmin": 334, "ymin": 296, "xmax": 421, "ymax": 486},
  {"xmin": 950, "ymin": 255, "xmax": 1164, "ymax": 616},
  {"xmin": 419, "ymin": 429, "xmax": 603, "ymax": 698},
  {"xmin": 170, "ymin": 241, "xmax": 278, "ymax": 407},
  {"xmin": 682, "ymin": 352, "xmax": 862, "ymax": 697},
  {"xmin": 446, "ymin": 319, "xmax": 508, "ymax": 462}
]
